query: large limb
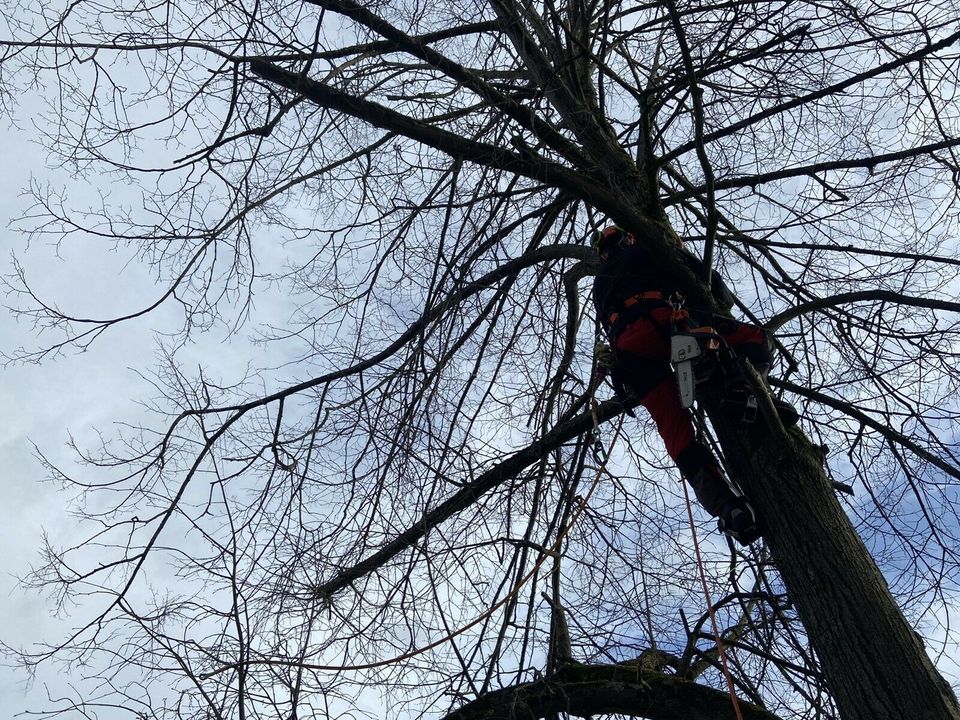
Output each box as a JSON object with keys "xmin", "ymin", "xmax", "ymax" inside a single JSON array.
[
  {"xmin": 770, "ymin": 378, "xmax": 960, "ymax": 482},
  {"xmin": 667, "ymin": 136, "xmax": 960, "ymax": 204},
  {"xmin": 765, "ymin": 289, "xmax": 960, "ymax": 332},
  {"xmin": 442, "ymin": 662, "xmax": 784, "ymax": 720},
  {"xmin": 250, "ymin": 61, "xmax": 658, "ymax": 232},
  {"xmin": 313, "ymin": 394, "xmax": 635, "ymax": 599},
  {"xmin": 306, "ymin": 0, "xmax": 589, "ymax": 167},
  {"xmin": 251, "ymin": 59, "xmax": 701, "ymax": 299}
]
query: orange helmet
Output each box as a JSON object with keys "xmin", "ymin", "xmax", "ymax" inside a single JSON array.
[{"xmin": 592, "ymin": 225, "xmax": 635, "ymax": 254}]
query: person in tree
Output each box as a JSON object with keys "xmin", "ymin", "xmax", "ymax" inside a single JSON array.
[{"xmin": 592, "ymin": 224, "xmax": 798, "ymax": 545}]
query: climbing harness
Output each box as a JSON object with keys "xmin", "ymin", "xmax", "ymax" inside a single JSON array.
[{"xmin": 606, "ymin": 290, "xmax": 670, "ymax": 330}]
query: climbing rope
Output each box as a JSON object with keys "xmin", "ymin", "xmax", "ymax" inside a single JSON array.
[
  {"xmin": 681, "ymin": 478, "xmax": 746, "ymax": 720},
  {"xmin": 677, "ymin": 313, "xmax": 746, "ymax": 718}
]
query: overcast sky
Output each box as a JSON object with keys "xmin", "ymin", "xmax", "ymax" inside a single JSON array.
[
  {"xmin": 3, "ymin": 15, "xmax": 960, "ymax": 717},
  {"xmin": 0, "ymin": 91, "xmax": 364, "ymax": 715},
  {"xmin": 4, "ymin": 119, "xmax": 959, "ymax": 716},
  {"xmin": 0, "ymin": 100, "xmax": 154, "ymax": 712}
]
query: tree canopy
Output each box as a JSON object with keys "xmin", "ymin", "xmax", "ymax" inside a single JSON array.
[{"xmin": 2, "ymin": 1, "xmax": 960, "ymax": 718}]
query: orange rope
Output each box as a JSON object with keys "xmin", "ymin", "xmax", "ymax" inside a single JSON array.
[{"xmin": 681, "ymin": 480, "xmax": 745, "ymax": 720}]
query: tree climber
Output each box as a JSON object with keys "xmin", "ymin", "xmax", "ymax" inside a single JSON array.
[{"xmin": 592, "ymin": 225, "xmax": 798, "ymax": 545}]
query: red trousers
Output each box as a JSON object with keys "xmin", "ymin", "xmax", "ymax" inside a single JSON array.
[{"xmin": 613, "ymin": 305, "xmax": 769, "ymax": 514}]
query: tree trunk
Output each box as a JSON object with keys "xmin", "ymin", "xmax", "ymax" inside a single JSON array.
[{"xmin": 710, "ymin": 402, "xmax": 960, "ymax": 720}]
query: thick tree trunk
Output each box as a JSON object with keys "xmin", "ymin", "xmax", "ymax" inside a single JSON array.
[
  {"xmin": 710, "ymin": 402, "xmax": 960, "ymax": 720},
  {"xmin": 573, "ymin": 44, "xmax": 960, "ymax": 716}
]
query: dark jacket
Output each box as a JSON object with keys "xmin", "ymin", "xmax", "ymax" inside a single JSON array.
[
  {"xmin": 593, "ymin": 245, "xmax": 734, "ymax": 334},
  {"xmin": 593, "ymin": 244, "xmax": 673, "ymax": 333}
]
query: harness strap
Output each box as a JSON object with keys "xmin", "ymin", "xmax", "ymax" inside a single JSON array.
[{"xmin": 607, "ymin": 292, "xmax": 672, "ymax": 339}]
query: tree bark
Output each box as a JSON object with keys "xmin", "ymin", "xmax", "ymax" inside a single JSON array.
[
  {"xmin": 708, "ymin": 394, "xmax": 960, "ymax": 720},
  {"xmin": 443, "ymin": 663, "xmax": 784, "ymax": 720}
]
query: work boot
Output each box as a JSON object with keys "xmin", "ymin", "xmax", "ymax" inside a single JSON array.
[
  {"xmin": 721, "ymin": 389, "xmax": 799, "ymax": 427},
  {"xmin": 772, "ymin": 396, "xmax": 800, "ymax": 427},
  {"xmin": 718, "ymin": 496, "xmax": 762, "ymax": 546},
  {"xmin": 750, "ymin": 364, "xmax": 800, "ymax": 428}
]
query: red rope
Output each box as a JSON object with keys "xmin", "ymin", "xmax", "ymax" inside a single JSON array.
[{"xmin": 681, "ymin": 480, "xmax": 745, "ymax": 720}]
